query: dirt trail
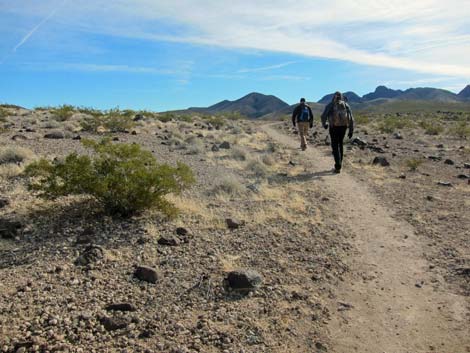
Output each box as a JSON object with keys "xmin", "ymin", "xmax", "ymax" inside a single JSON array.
[{"xmin": 262, "ymin": 124, "xmax": 469, "ymax": 353}]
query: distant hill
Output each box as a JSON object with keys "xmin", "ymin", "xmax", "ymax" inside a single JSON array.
[
  {"xmin": 362, "ymin": 86, "xmax": 403, "ymax": 101},
  {"xmin": 187, "ymin": 92, "xmax": 289, "ymax": 119},
  {"xmin": 166, "ymin": 84, "xmax": 470, "ymax": 119},
  {"xmin": 318, "ymin": 91, "xmax": 363, "ymax": 104},
  {"xmin": 458, "ymin": 85, "xmax": 470, "ymax": 99}
]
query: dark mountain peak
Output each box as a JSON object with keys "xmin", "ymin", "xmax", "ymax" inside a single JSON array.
[
  {"xmin": 206, "ymin": 92, "xmax": 289, "ymax": 118},
  {"xmin": 318, "ymin": 91, "xmax": 362, "ymax": 104},
  {"xmin": 458, "ymin": 85, "xmax": 470, "ymax": 98},
  {"xmin": 362, "ymin": 86, "xmax": 402, "ymax": 101}
]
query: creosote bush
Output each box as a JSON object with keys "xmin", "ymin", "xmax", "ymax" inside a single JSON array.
[
  {"xmin": 80, "ymin": 108, "xmax": 136, "ymax": 133},
  {"xmin": 405, "ymin": 158, "xmax": 423, "ymax": 171},
  {"xmin": 52, "ymin": 105, "xmax": 75, "ymax": 121},
  {"xmin": 25, "ymin": 139, "xmax": 195, "ymax": 216}
]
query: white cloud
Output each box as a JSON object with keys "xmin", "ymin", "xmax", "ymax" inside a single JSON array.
[
  {"xmin": 237, "ymin": 61, "xmax": 297, "ymax": 73},
  {"xmin": 3, "ymin": 0, "xmax": 470, "ymax": 78}
]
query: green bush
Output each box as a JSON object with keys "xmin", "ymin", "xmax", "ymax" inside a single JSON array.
[
  {"xmin": 202, "ymin": 115, "xmax": 225, "ymax": 129},
  {"xmin": 448, "ymin": 120, "xmax": 470, "ymax": 138},
  {"xmin": 405, "ymin": 158, "xmax": 423, "ymax": 171},
  {"xmin": 78, "ymin": 107, "xmax": 104, "ymax": 118},
  {"xmin": 419, "ymin": 120, "xmax": 444, "ymax": 135},
  {"xmin": 52, "ymin": 105, "xmax": 75, "ymax": 121},
  {"xmin": 80, "ymin": 109, "xmax": 136, "ymax": 133},
  {"xmin": 377, "ymin": 117, "xmax": 413, "ymax": 133},
  {"xmin": 24, "ymin": 139, "xmax": 195, "ymax": 216},
  {"xmin": 354, "ymin": 114, "xmax": 370, "ymax": 125}
]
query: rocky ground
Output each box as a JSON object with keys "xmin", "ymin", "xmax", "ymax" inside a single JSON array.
[{"xmin": 0, "ymin": 107, "xmax": 356, "ymax": 353}]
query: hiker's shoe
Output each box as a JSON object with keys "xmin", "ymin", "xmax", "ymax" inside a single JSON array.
[{"xmin": 333, "ymin": 168, "xmax": 341, "ymax": 174}]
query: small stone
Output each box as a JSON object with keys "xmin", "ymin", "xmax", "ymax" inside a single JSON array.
[
  {"xmin": 175, "ymin": 227, "xmax": 191, "ymax": 237},
  {"xmin": 398, "ymin": 173, "xmax": 406, "ymax": 179},
  {"xmin": 437, "ymin": 181, "xmax": 452, "ymax": 187},
  {"xmin": 75, "ymin": 245, "xmax": 106, "ymax": 266},
  {"xmin": 134, "ymin": 266, "xmax": 159, "ymax": 283},
  {"xmin": 113, "ymin": 137, "xmax": 119, "ymax": 141},
  {"xmin": 133, "ymin": 114, "xmax": 144, "ymax": 121},
  {"xmin": 372, "ymin": 156, "xmax": 390, "ymax": 167},
  {"xmin": 457, "ymin": 174, "xmax": 469, "ymax": 179},
  {"xmin": 11, "ymin": 134, "xmax": 27, "ymax": 141},
  {"xmin": 351, "ymin": 137, "xmax": 367, "ymax": 147},
  {"xmin": 426, "ymin": 195, "xmax": 434, "ymax": 201},
  {"xmin": 464, "ymin": 163, "xmax": 470, "ymax": 169},
  {"xmin": 105, "ymin": 303, "xmax": 137, "ymax": 312},
  {"xmin": 99, "ymin": 316, "xmax": 129, "ymax": 331},
  {"xmin": 0, "ymin": 198, "xmax": 9, "ymax": 209},
  {"xmin": 44, "ymin": 131, "xmax": 65, "ymax": 139},
  {"xmin": 211, "ymin": 144, "xmax": 220, "ymax": 152},
  {"xmin": 444, "ymin": 159, "xmax": 454, "ymax": 165},
  {"xmin": 219, "ymin": 141, "xmax": 230, "ymax": 149},
  {"xmin": 225, "ymin": 218, "xmax": 242, "ymax": 229},
  {"xmin": 436, "ymin": 144, "xmax": 444, "ymax": 148},
  {"xmin": 131, "ymin": 130, "xmax": 137, "ymax": 135},
  {"xmin": 226, "ymin": 269, "xmax": 262, "ymax": 293},
  {"xmin": 393, "ymin": 132, "xmax": 403, "ymax": 140},
  {"xmin": 72, "ymin": 135, "xmax": 81, "ymax": 140},
  {"xmin": 0, "ymin": 219, "xmax": 22, "ymax": 239},
  {"xmin": 157, "ymin": 234, "xmax": 180, "ymax": 246},
  {"xmin": 427, "ymin": 155, "xmax": 441, "ymax": 161}
]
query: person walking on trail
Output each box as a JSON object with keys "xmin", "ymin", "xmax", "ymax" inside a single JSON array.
[
  {"xmin": 321, "ymin": 92, "xmax": 354, "ymax": 173},
  {"xmin": 292, "ymin": 98, "xmax": 314, "ymax": 151}
]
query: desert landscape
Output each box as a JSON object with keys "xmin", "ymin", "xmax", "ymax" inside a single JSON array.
[{"xmin": 0, "ymin": 90, "xmax": 469, "ymax": 352}]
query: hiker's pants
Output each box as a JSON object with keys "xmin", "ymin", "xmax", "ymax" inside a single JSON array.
[
  {"xmin": 329, "ymin": 126, "xmax": 347, "ymax": 170},
  {"xmin": 298, "ymin": 122, "xmax": 309, "ymax": 149}
]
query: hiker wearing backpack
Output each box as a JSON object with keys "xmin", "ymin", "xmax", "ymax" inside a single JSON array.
[
  {"xmin": 321, "ymin": 92, "xmax": 354, "ymax": 173},
  {"xmin": 292, "ymin": 98, "xmax": 314, "ymax": 151}
]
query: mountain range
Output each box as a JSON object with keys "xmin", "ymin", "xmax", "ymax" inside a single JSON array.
[{"xmin": 173, "ymin": 85, "xmax": 470, "ymax": 118}]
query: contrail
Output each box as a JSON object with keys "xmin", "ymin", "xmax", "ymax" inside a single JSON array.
[{"xmin": 13, "ymin": 0, "xmax": 66, "ymax": 52}]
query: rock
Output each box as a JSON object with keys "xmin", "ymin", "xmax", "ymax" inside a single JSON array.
[
  {"xmin": 105, "ymin": 303, "xmax": 137, "ymax": 312},
  {"xmin": 133, "ymin": 114, "xmax": 144, "ymax": 121},
  {"xmin": 427, "ymin": 155, "xmax": 442, "ymax": 161},
  {"xmin": 225, "ymin": 218, "xmax": 242, "ymax": 229},
  {"xmin": 99, "ymin": 316, "xmax": 129, "ymax": 331},
  {"xmin": 246, "ymin": 184, "xmax": 260, "ymax": 194},
  {"xmin": 11, "ymin": 134, "xmax": 27, "ymax": 141},
  {"xmin": 315, "ymin": 341, "xmax": 328, "ymax": 351},
  {"xmin": 464, "ymin": 163, "xmax": 470, "ymax": 169},
  {"xmin": 157, "ymin": 234, "xmax": 180, "ymax": 246},
  {"xmin": 436, "ymin": 144, "xmax": 445, "ymax": 148},
  {"xmin": 226, "ymin": 269, "xmax": 262, "ymax": 292},
  {"xmin": 134, "ymin": 266, "xmax": 159, "ymax": 283},
  {"xmin": 113, "ymin": 137, "xmax": 119, "ymax": 141},
  {"xmin": 426, "ymin": 195, "xmax": 434, "ymax": 201},
  {"xmin": 288, "ymin": 160, "xmax": 296, "ymax": 166},
  {"xmin": 393, "ymin": 132, "xmax": 403, "ymax": 140},
  {"xmin": 457, "ymin": 174, "xmax": 469, "ymax": 179},
  {"xmin": 75, "ymin": 233, "xmax": 93, "ymax": 245},
  {"xmin": 351, "ymin": 137, "xmax": 367, "ymax": 147},
  {"xmin": 25, "ymin": 127, "xmax": 36, "ymax": 132},
  {"xmin": 44, "ymin": 131, "xmax": 65, "ymax": 139},
  {"xmin": 211, "ymin": 144, "xmax": 220, "ymax": 152},
  {"xmin": 72, "ymin": 135, "xmax": 81, "ymax": 140},
  {"xmin": 75, "ymin": 245, "xmax": 106, "ymax": 266},
  {"xmin": 444, "ymin": 159, "xmax": 454, "ymax": 165},
  {"xmin": 0, "ymin": 198, "xmax": 9, "ymax": 209},
  {"xmin": 398, "ymin": 173, "xmax": 406, "ymax": 179},
  {"xmin": 219, "ymin": 141, "xmax": 230, "ymax": 149},
  {"xmin": 372, "ymin": 156, "xmax": 390, "ymax": 167},
  {"xmin": 437, "ymin": 181, "xmax": 452, "ymax": 187},
  {"xmin": 0, "ymin": 219, "xmax": 22, "ymax": 239},
  {"xmin": 131, "ymin": 130, "xmax": 137, "ymax": 135},
  {"xmin": 368, "ymin": 145, "xmax": 385, "ymax": 153},
  {"xmin": 175, "ymin": 227, "xmax": 192, "ymax": 243}
]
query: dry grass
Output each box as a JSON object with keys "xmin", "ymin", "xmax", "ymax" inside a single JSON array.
[
  {"xmin": 210, "ymin": 176, "xmax": 245, "ymax": 197},
  {"xmin": 0, "ymin": 146, "xmax": 36, "ymax": 165}
]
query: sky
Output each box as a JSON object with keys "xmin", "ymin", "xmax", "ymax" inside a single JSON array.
[{"xmin": 0, "ymin": 0, "xmax": 469, "ymax": 111}]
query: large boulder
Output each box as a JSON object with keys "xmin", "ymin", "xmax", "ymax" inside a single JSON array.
[{"xmin": 0, "ymin": 219, "xmax": 22, "ymax": 239}]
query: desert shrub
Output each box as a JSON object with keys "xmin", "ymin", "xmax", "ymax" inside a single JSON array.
[
  {"xmin": 42, "ymin": 120, "xmax": 61, "ymax": 129},
  {"xmin": 78, "ymin": 107, "xmax": 104, "ymax": 118},
  {"xmin": 52, "ymin": 105, "xmax": 75, "ymax": 121},
  {"xmin": 230, "ymin": 147, "xmax": 247, "ymax": 161},
  {"xmin": 354, "ymin": 114, "xmax": 370, "ymax": 125},
  {"xmin": 24, "ymin": 139, "xmax": 195, "ymax": 216},
  {"xmin": 103, "ymin": 109, "xmax": 136, "ymax": 132},
  {"xmin": 265, "ymin": 142, "xmax": 278, "ymax": 153},
  {"xmin": 80, "ymin": 109, "xmax": 136, "ymax": 133},
  {"xmin": 246, "ymin": 159, "xmax": 269, "ymax": 177},
  {"xmin": 448, "ymin": 120, "xmax": 470, "ymax": 138},
  {"xmin": 211, "ymin": 176, "xmax": 245, "ymax": 196},
  {"xmin": 0, "ymin": 146, "xmax": 36, "ymax": 165},
  {"xmin": 419, "ymin": 120, "xmax": 443, "ymax": 135},
  {"xmin": 155, "ymin": 113, "xmax": 175, "ymax": 123},
  {"xmin": 0, "ymin": 108, "xmax": 9, "ymax": 119},
  {"xmin": 405, "ymin": 158, "xmax": 423, "ymax": 171},
  {"xmin": 261, "ymin": 154, "xmax": 275, "ymax": 166},
  {"xmin": 220, "ymin": 112, "xmax": 246, "ymax": 121},
  {"xmin": 377, "ymin": 117, "xmax": 413, "ymax": 133},
  {"xmin": 202, "ymin": 115, "xmax": 225, "ymax": 129}
]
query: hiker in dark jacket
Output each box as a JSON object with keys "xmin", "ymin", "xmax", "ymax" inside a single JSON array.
[
  {"xmin": 321, "ymin": 92, "xmax": 354, "ymax": 173},
  {"xmin": 292, "ymin": 98, "xmax": 314, "ymax": 151}
]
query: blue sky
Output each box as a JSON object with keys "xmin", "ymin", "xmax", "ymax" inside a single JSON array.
[{"xmin": 1, "ymin": 0, "xmax": 469, "ymax": 111}]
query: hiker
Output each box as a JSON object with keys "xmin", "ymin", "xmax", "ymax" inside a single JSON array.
[
  {"xmin": 321, "ymin": 92, "xmax": 354, "ymax": 173},
  {"xmin": 292, "ymin": 98, "xmax": 314, "ymax": 151}
]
